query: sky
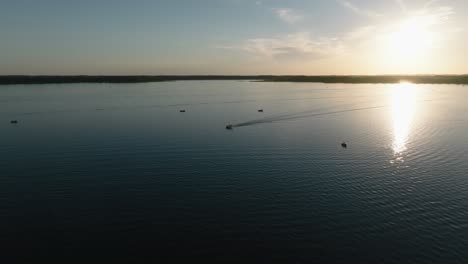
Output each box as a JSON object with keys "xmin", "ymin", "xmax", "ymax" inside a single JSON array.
[{"xmin": 1, "ymin": 0, "xmax": 467, "ymax": 75}]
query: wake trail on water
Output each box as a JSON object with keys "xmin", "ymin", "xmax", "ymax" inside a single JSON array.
[
  {"xmin": 232, "ymin": 98, "xmax": 441, "ymax": 128},
  {"xmin": 233, "ymin": 105, "xmax": 388, "ymax": 128}
]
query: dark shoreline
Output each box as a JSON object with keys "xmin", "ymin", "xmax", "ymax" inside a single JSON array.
[{"xmin": 1, "ymin": 75, "xmax": 468, "ymax": 85}]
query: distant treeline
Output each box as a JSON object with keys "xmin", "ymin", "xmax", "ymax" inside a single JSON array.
[{"xmin": 1, "ymin": 75, "xmax": 468, "ymax": 85}]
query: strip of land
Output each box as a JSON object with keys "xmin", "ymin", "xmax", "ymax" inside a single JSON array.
[{"xmin": 1, "ymin": 75, "xmax": 468, "ymax": 85}]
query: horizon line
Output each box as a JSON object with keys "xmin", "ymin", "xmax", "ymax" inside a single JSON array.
[{"xmin": 2, "ymin": 74, "xmax": 468, "ymax": 85}]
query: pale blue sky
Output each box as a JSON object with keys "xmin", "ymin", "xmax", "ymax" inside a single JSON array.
[{"xmin": 1, "ymin": 0, "xmax": 467, "ymax": 75}]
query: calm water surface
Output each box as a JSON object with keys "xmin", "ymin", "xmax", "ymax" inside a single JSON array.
[{"xmin": 1, "ymin": 81, "xmax": 468, "ymax": 262}]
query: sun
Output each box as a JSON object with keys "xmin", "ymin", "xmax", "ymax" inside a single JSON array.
[{"xmin": 385, "ymin": 16, "xmax": 436, "ymax": 65}]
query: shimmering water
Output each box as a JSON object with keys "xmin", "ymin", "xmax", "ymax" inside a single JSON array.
[{"xmin": 1, "ymin": 81, "xmax": 468, "ymax": 262}]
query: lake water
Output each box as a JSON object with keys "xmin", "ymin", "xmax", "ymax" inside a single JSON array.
[{"xmin": 1, "ymin": 81, "xmax": 468, "ymax": 262}]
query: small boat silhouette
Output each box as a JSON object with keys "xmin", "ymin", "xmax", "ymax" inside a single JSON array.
[
  {"xmin": 10, "ymin": 120, "xmax": 18, "ymax": 124},
  {"xmin": 226, "ymin": 124, "xmax": 233, "ymax": 130},
  {"xmin": 179, "ymin": 109, "xmax": 186, "ymax": 113},
  {"xmin": 258, "ymin": 109, "xmax": 264, "ymax": 112},
  {"xmin": 341, "ymin": 142, "xmax": 348, "ymax": 148}
]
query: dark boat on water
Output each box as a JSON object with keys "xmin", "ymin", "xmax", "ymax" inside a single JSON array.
[
  {"xmin": 341, "ymin": 142, "xmax": 347, "ymax": 148},
  {"xmin": 226, "ymin": 124, "xmax": 233, "ymax": 130}
]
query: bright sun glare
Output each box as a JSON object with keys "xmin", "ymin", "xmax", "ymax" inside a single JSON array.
[{"xmin": 386, "ymin": 16, "xmax": 436, "ymax": 64}]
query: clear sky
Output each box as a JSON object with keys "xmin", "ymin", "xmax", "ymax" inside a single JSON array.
[{"xmin": 1, "ymin": 0, "xmax": 467, "ymax": 75}]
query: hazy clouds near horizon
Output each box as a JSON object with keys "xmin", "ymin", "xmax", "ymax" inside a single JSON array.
[{"xmin": 1, "ymin": 0, "xmax": 467, "ymax": 75}]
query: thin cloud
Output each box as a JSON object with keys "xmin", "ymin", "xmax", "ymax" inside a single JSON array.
[
  {"xmin": 424, "ymin": 0, "xmax": 440, "ymax": 9},
  {"xmin": 221, "ymin": 32, "xmax": 343, "ymax": 60},
  {"xmin": 273, "ymin": 8, "xmax": 303, "ymax": 24},
  {"xmin": 411, "ymin": 5, "xmax": 454, "ymax": 25},
  {"xmin": 396, "ymin": 0, "xmax": 444, "ymax": 13},
  {"xmin": 346, "ymin": 26, "xmax": 377, "ymax": 40},
  {"xmin": 395, "ymin": 0, "xmax": 407, "ymax": 13},
  {"xmin": 339, "ymin": 1, "xmax": 382, "ymax": 18}
]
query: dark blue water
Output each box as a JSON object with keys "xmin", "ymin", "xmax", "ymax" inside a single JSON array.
[{"xmin": 1, "ymin": 81, "xmax": 468, "ymax": 262}]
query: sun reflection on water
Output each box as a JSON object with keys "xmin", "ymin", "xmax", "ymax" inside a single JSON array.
[{"xmin": 390, "ymin": 82, "xmax": 419, "ymax": 159}]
